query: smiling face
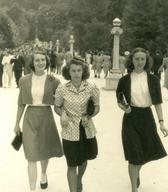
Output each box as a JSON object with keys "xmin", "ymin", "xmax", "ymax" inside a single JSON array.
[
  {"xmin": 132, "ymin": 51, "xmax": 147, "ymax": 73},
  {"xmin": 69, "ymin": 64, "xmax": 83, "ymax": 82},
  {"xmin": 33, "ymin": 54, "xmax": 46, "ymax": 73}
]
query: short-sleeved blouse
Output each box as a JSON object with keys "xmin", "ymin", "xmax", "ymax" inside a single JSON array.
[{"xmin": 55, "ymin": 80, "xmax": 100, "ymax": 141}]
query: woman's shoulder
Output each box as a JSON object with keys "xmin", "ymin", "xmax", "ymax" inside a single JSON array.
[
  {"xmin": 147, "ymin": 73, "xmax": 160, "ymax": 82},
  {"xmin": 119, "ymin": 74, "xmax": 130, "ymax": 82},
  {"xmin": 20, "ymin": 73, "xmax": 32, "ymax": 82},
  {"xmin": 85, "ymin": 80, "xmax": 98, "ymax": 90},
  {"xmin": 46, "ymin": 74, "xmax": 60, "ymax": 83}
]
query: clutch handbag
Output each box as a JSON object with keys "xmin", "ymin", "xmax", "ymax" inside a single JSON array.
[
  {"xmin": 11, "ymin": 132, "xmax": 22, "ymax": 151},
  {"xmin": 86, "ymin": 97, "xmax": 95, "ymax": 116}
]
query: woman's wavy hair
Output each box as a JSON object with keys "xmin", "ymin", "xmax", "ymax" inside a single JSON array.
[
  {"xmin": 29, "ymin": 48, "xmax": 50, "ymax": 72},
  {"xmin": 62, "ymin": 57, "xmax": 90, "ymax": 80},
  {"xmin": 126, "ymin": 47, "xmax": 151, "ymax": 73}
]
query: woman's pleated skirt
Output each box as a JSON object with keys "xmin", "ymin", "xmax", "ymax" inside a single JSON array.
[
  {"xmin": 63, "ymin": 121, "xmax": 98, "ymax": 166},
  {"xmin": 122, "ymin": 106, "xmax": 167, "ymax": 165},
  {"xmin": 22, "ymin": 106, "xmax": 63, "ymax": 161}
]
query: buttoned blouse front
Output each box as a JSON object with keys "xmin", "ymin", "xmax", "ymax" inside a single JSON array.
[{"xmin": 55, "ymin": 81, "xmax": 100, "ymax": 141}]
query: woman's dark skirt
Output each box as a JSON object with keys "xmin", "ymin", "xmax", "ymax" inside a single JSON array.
[
  {"xmin": 63, "ymin": 122, "xmax": 98, "ymax": 166},
  {"xmin": 122, "ymin": 106, "xmax": 167, "ymax": 165}
]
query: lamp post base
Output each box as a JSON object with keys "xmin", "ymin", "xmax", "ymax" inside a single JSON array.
[{"xmin": 104, "ymin": 70, "xmax": 121, "ymax": 90}]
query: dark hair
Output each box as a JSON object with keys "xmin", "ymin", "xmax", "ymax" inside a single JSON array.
[
  {"xmin": 126, "ymin": 47, "xmax": 151, "ymax": 73},
  {"xmin": 29, "ymin": 53, "xmax": 50, "ymax": 72},
  {"xmin": 62, "ymin": 57, "xmax": 90, "ymax": 80}
]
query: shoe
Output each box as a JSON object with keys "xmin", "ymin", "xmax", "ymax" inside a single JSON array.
[
  {"xmin": 40, "ymin": 181, "xmax": 48, "ymax": 189},
  {"xmin": 40, "ymin": 174, "xmax": 48, "ymax": 189},
  {"xmin": 137, "ymin": 176, "xmax": 140, "ymax": 188}
]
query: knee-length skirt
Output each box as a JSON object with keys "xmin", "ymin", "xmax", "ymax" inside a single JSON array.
[
  {"xmin": 122, "ymin": 106, "xmax": 167, "ymax": 165},
  {"xmin": 63, "ymin": 121, "xmax": 98, "ymax": 166},
  {"xmin": 22, "ymin": 106, "xmax": 63, "ymax": 161}
]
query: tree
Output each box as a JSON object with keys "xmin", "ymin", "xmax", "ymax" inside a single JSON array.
[
  {"xmin": 121, "ymin": 0, "xmax": 160, "ymax": 54},
  {"xmin": 156, "ymin": 0, "xmax": 168, "ymax": 53},
  {"xmin": 72, "ymin": 18, "xmax": 111, "ymax": 53},
  {"xmin": 0, "ymin": 11, "xmax": 16, "ymax": 48},
  {"xmin": 106, "ymin": 0, "xmax": 126, "ymax": 23},
  {"xmin": 7, "ymin": 3, "xmax": 30, "ymax": 45}
]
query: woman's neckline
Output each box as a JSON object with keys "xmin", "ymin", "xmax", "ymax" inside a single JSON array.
[{"xmin": 33, "ymin": 72, "xmax": 46, "ymax": 77}]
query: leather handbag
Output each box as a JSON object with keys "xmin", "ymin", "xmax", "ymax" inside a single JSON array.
[
  {"xmin": 86, "ymin": 97, "xmax": 95, "ymax": 116},
  {"xmin": 11, "ymin": 132, "xmax": 22, "ymax": 151}
]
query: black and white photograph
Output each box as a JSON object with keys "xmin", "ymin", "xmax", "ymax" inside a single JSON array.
[{"xmin": 1, "ymin": 0, "xmax": 168, "ymax": 192}]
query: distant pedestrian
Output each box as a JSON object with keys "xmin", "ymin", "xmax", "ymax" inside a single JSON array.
[
  {"xmin": 0, "ymin": 50, "xmax": 4, "ymax": 87},
  {"xmin": 23, "ymin": 49, "xmax": 32, "ymax": 75},
  {"xmin": 96, "ymin": 52, "xmax": 104, "ymax": 78},
  {"xmin": 102, "ymin": 51, "xmax": 111, "ymax": 78},
  {"xmin": 119, "ymin": 54, "xmax": 126, "ymax": 76},
  {"xmin": 2, "ymin": 49, "xmax": 14, "ymax": 88},
  {"xmin": 56, "ymin": 51, "xmax": 64, "ymax": 75},
  {"xmin": 116, "ymin": 47, "xmax": 168, "ymax": 192},
  {"xmin": 12, "ymin": 50, "xmax": 25, "ymax": 88},
  {"xmin": 158, "ymin": 52, "xmax": 168, "ymax": 89},
  {"xmin": 85, "ymin": 50, "xmax": 92, "ymax": 65},
  {"xmin": 92, "ymin": 51, "xmax": 98, "ymax": 78},
  {"xmin": 152, "ymin": 50, "xmax": 163, "ymax": 79},
  {"xmin": 48, "ymin": 50, "xmax": 57, "ymax": 73}
]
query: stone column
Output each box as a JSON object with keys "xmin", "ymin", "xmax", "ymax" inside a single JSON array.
[
  {"xmin": 56, "ymin": 39, "xmax": 60, "ymax": 53},
  {"xmin": 69, "ymin": 35, "xmax": 75, "ymax": 56},
  {"xmin": 105, "ymin": 18, "xmax": 123, "ymax": 90}
]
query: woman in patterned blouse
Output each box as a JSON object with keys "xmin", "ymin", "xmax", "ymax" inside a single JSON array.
[{"xmin": 54, "ymin": 57, "xmax": 100, "ymax": 192}]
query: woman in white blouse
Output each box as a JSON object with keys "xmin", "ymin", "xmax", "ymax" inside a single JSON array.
[
  {"xmin": 116, "ymin": 47, "xmax": 168, "ymax": 192},
  {"xmin": 14, "ymin": 49, "xmax": 63, "ymax": 191},
  {"xmin": 54, "ymin": 57, "xmax": 100, "ymax": 192}
]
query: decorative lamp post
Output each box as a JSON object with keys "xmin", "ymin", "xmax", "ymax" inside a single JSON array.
[
  {"xmin": 69, "ymin": 35, "xmax": 75, "ymax": 56},
  {"xmin": 105, "ymin": 18, "xmax": 123, "ymax": 90},
  {"xmin": 56, "ymin": 39, "xmax": 60, "ymax": 53}
]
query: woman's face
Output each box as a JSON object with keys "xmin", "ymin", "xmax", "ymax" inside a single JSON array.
[
  {"xmin": 132, "ymin": 51, "xmax": 147, "ymax": 73},
  {"xmin": 33, "ymin": 54, "xmax": 46, "ymax": 72},
  {"xmin": 69, "ymin": 64, "xmax": 83, "ymax": 82}
]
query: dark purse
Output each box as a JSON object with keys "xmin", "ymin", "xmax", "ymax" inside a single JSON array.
[
  {"xmin": 11, "ymin": 132, "xmax": 22, "ymax": 151},
  {"xmin": 86, "ymin": 97, "xmax": 95, "ymax": 116}
]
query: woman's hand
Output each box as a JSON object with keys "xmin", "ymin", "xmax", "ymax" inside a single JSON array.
[
  {"xmin": 61, "ymin": 111, "xmax": 69, "ymax": 127},
  {"xmin": 81, "ymin": 115, "xmax": 89, "ymax": 127},
  {"xmin": 118, "ymin": 103, "xmax": 131, "ymax": 114},
  {"xmin": 160, "ymin": 122, "xmax": 168, "ymax": 137},
  {"xmin": 14, "ymin": 125, "xmax": 21, "ymax": 135}
]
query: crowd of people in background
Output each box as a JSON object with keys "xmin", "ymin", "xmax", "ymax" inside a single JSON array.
[
  {"xmin": 0, "ymin": 45, "xmax": 66, "ymax": 88},
  {"xmin": 1, "ymin": 41, "xmax": 168, "ymax": 91}
]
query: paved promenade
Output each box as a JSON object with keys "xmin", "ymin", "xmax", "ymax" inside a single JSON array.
[{"xmin": 0, "ymin": 73, "xmax": 168, "ymax": 192}]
